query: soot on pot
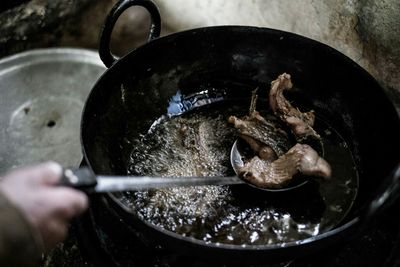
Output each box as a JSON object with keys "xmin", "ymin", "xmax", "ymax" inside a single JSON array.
[{"xmin": 121, "ymin": 90, "xmax": 358, "ymax": 246}]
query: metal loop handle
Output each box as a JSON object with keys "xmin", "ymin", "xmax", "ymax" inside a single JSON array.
[{"xmin": 99, "ymin": 0, "xmax": 161, "ymax": 68}]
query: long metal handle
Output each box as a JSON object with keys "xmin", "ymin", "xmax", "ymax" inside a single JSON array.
[
  {"xmin": 59, "ymin": 167, "xmax": 244, "ymax": 193},
  {"xmin": 94, "ymin": 175, "xmax": 243, "ymax": 192}
]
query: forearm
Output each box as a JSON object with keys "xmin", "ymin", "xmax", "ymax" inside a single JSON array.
[{"xmin": 0, "ymin": 192, "xmax": 43, "ymax": 267}]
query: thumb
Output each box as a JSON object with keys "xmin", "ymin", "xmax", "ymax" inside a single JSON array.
[{"xmin": 37, "ymin": 161, "xmax": 63, "ymax": 185}]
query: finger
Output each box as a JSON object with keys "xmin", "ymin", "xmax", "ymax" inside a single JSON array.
[
  {"xmin": 11, "ymin": 161, "xmax": 63, "ymax": 185},
  {"xmin": 36, "ymin": 161, "xmax": 63, "ymax": 185},
  {"xmin": 45, "ymin": 188, "xmax": 89, "ymax": 219}
]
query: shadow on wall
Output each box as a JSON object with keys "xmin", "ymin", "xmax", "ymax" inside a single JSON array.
[{"xmin": 0, "ymin": 0, "xmax": 399, "ymax": 93}]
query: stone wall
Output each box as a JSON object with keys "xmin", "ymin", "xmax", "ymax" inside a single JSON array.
[
  {"xmin": 1, "ymin": 0, "xmax": 399, "ymax": 94},
  {"xmin": 0, "ymin": 0, "xmax": 149, "ymax": 57},
  {"xmin": 0, "ymin": 0, "xmax": 93, "ymax": 57},
  {"xmin": 153, "ymin": 0, "xmax": 400, "ymax": 93}
]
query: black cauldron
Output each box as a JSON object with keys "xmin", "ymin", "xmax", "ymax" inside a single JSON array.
[{"xmin": 78, "ymin": 0, "xmax": 400, "ymax": 265}]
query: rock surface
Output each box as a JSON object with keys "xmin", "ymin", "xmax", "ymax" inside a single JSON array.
[
  {"xmin": 153, "ymin": 0, "xmax": 400, "ymax": 93},
  {"xmin": 1, "ymin": 0, "xmax": 399, "ymax": 93}
]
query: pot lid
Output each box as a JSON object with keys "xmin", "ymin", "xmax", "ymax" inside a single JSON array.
[{"xmin": 0, "ymin": 48, "xmax": 106, "ymax": 174}]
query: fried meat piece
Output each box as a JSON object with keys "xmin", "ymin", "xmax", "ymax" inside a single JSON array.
[
  {"xmin": 269, "ymin": 73, "xmax": 320, "ymax": 142},
  {"xmin": 237, "ymin": 144, "xmax": 331, "ymax": 188},
  {"xmin": 228, "ymin": 75, "xmax": 331, "ymax": 188}
]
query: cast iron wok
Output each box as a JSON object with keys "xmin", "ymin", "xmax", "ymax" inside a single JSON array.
[{"xmin": 79, "ymin": 0, "xmax": 400, "ymax": 264}]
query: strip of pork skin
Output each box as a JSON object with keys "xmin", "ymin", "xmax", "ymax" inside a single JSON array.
[
  {"xmin": 269, "ymin": 73, "xmax": 320, "ymax": 141},
  {"xmin": 237, "ymin": 144, "xmax": 331, "ymax": 188}
]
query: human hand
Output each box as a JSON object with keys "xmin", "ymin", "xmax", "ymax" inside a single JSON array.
[{"xmin": 0, "ymin": 162, "xmax": 88, "ymax": 251}]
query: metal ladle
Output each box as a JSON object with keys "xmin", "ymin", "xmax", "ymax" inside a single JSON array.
[{"xmin": 61, "ymin": 139, "xmax": 307, "ymax": 193}]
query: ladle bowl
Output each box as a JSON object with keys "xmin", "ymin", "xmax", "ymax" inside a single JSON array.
[{"xmin": 230, "ymin": 139, "xmax": 309, "ymax": 192}]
